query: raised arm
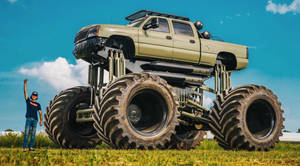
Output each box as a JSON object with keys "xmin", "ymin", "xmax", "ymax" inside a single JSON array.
[{"xmin": 24, "ymin": 79, "xmax": 28, "ymax": 100}]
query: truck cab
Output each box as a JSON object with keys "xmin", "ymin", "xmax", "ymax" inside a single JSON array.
[
  {"xmin": 136, "ymin": 16, "xmax": 201, "ymax": 64},
  {"xmin": 134, "ymin": 15, "xmax": 248, "ymax": 70}
]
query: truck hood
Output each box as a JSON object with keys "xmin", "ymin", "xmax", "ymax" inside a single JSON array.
[
  {"xmin": 97, "ymin": 24, "xmax": 139, "ymax": 38},
  {"xmin": 75, "ymin": 24, "xmax": 139, "ymax": 44}
]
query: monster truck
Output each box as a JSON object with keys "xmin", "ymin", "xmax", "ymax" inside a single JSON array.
[{"xmin": 44, "ymin": 10, "xmax": 284, "ymax": 150}]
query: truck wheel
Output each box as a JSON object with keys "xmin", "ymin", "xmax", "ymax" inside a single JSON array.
[
  {"xmin": 170, "ymin": 125, "xmax": 206, "ymax": 150},
  {"xmin": 93, "ymin": 73, "xmax": 179, "ymax": 149},
  {"xmin": 209, "ymin": 85, "xmax": 284, "ymax": 151},
  {"xmin": 44, "ymin": 86, "xmax": 101, "ymax": 148}
]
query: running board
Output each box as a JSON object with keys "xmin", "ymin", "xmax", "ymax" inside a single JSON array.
[
  {"xmin": 144, "ymin": 71, "xmax": 207, "ymax": 85},
  {"xmin": 141, "ymin": 61, "xmax": 213, "ymax": 76}
]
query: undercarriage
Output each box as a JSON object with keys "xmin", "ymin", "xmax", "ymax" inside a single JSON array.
[{"xmin": 75, "ymin": 48, "xmax": 230, "ymax": 128}]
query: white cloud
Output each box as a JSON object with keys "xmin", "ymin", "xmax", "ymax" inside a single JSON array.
[
  {"xmin": 266, "ymin": 0, "xmax": 300, "ymax": 14},
  {"xmin": 19, "ymin": 57, "xmax": 94, "ymax": 90},
  {"xmin": 8, "ymin": 0, "xmax": 17, "ymax": 3}
]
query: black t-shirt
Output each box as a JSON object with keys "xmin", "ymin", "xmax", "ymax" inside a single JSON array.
[{"xmin": 25, "ymin": 98, "xmax": 41, "ymax": 120}]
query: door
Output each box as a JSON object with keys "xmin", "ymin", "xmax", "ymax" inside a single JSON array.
[
  {"xmin": 172, "ymin": 20, "xmax": 200, "ymax": 63},
  {"xmin": 138, "ymin": 18, "xmax": 173, "ymax": 60}
]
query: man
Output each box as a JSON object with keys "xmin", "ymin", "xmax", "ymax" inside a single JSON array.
[{"xmin": 23, "ymin": 79, "xmax": 43, "ymax": 152}]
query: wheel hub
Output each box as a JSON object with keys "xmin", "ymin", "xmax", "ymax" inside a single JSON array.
[{"xmin": 127, "ymin": 104, "xmax": 142, "ymax": 124}]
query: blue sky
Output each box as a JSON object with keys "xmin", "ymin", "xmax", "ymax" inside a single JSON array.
[{"xmin": 0, "ymin": 0, "xmax": 299, "ymax": 132}]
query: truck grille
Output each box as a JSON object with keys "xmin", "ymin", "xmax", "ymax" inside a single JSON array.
[{"xmin": 74, "ymin": 28, "xmax": 89, "ymax": 43}]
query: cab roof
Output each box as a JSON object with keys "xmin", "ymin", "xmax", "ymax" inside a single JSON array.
[{"xmin": 125, "ymin": 10, "xmax": 190, "ymax": 22}]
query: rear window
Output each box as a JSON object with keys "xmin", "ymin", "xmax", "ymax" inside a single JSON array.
[{"xmin": 172, "ymin": 21, "xmax": 194, "ymax": 36}]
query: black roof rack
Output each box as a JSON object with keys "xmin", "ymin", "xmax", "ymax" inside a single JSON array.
[{"xmin": 125, "ymin": 10, "xmax": 190, "ymax": 21}]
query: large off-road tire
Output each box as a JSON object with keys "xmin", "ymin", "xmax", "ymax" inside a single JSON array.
[
  {"xmin": 44, "ymin": 86, "xmax": 101, "ymax": 148},
  {"xmin": 93, "ymin": 73, "xmax": 179, "ymax": 149},
  {"xmin": 169, "ymin": 125, "xmax": 206, "ymax": 150},
  {"xmin": 209, "ymin": 85, "xmax": 284, "ymax": 151}
]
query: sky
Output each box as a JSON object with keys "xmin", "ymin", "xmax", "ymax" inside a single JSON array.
[{"xmin": 0, "ymin": 0, "xmax": 299, "ymax": 132}]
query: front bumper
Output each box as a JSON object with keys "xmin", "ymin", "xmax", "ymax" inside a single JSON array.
[{"xmin": 72, "ymin": 37, "xmax": 107, "ymax": 63}]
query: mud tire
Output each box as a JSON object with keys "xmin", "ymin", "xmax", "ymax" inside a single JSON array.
[
  {"xmin": 44, "ymin": 86, "xmax": 101, "ymax": 148},
  {"xmin": 93, "ymin": 73, "xmax": 179, "ymax": 149},
  {"xmin": 208, "ymin": 85, "xmax": 284, "ymax": 151}
]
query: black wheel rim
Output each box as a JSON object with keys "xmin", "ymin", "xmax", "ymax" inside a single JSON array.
[
  {"xmin": 246, "ymin": 99, "xmax": 276, "ymax": 139},
  {"xmin": 126, "ymin": 88, "xmax": 169, "ymax": 136}
]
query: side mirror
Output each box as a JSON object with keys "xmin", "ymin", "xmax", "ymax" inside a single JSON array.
[
  {"xmin": 143, "ymin": 18, "xmax": 159, "ymax": 30},
  {"xmin": 151, "ymin": 18, "xmax": 159, "ymax": 28}
]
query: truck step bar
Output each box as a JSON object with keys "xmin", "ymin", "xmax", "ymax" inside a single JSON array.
[
  {"xmin": 141, "ymin": 61, "xmax": 214, "ymax": 76},
  {"xmin": 144, "ymin": 70, "xmax": 207, "ymax": 86}
]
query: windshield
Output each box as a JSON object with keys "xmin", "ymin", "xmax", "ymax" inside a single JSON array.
[{"xmin": 128, "ymin": 18, "xmax": 146, "ymax": 27}]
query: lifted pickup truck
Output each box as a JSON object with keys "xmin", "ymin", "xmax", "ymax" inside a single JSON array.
[{"xmin": 45, "ymin": 10, "xmax": 283, "ymax": 151}]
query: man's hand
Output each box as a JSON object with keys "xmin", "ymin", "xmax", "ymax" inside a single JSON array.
[
  {"xmin": 39, "ymin": 110, "xmax": 43, "ymax": 126},
  {"xmin": 24, "ymin": 79, "xmax": 28, "ymax": 84}
]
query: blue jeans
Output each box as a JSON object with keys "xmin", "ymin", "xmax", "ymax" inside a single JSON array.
[{"xmin": 23, "ymin": 118, "xmax": 38, "ymax": 149}]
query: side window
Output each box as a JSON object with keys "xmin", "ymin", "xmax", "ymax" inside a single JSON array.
[
  {"xmin": 172, "ymin": 21, "xmax": 194, "ymax": 37},
  {"xmin": 145, "ymin": 18, "xmax": 170, "ymax": 33}
]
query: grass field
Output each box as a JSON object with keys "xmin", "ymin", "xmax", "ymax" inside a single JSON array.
[{"xmin": 0, "ymin": 133, "xmax": 300, "ymax": 165}]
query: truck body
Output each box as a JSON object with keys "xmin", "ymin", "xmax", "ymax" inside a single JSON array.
[{"xmin": 73, "ymin": 10, "xmax": 248, "ymax": 72}]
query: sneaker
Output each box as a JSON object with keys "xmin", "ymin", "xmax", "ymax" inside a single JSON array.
[
  {"xmin": 29, "ymin": 148, "xmax": 35, "ymax": 151},
  {"xmin": 23, "ymin": 148, "xmax": 27, "ymax": 152}
]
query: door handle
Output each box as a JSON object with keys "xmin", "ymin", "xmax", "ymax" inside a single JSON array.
[
  {"xmin": 190, "ymin": 40, "xmax": 195, "ymax": 44},
  {"xmin": 166, "ymin": 36, "xmax": 172, "ymax": 40}
]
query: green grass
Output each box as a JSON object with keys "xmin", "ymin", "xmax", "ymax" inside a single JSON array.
[
  {"xmin": 0, "ymin": 133, "xmax": 300, "ymax": 165},
  {"xmin": 0, "ymin": 133, "xmax": 58, "ymax": 148}
]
